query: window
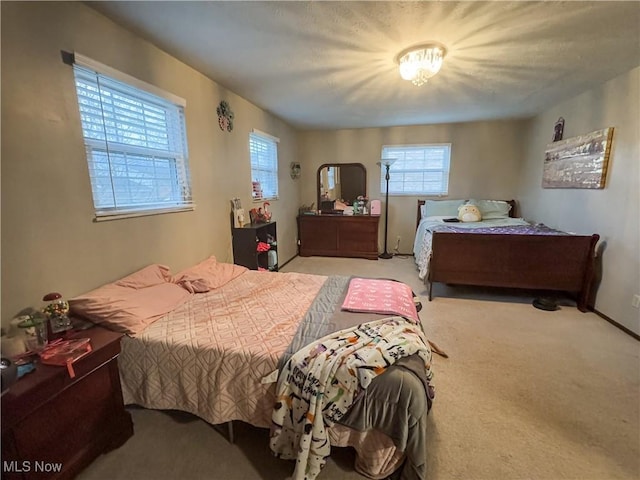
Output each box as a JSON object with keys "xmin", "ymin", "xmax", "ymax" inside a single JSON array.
[
  {"xmin": 380, "ymin": 144, "xmax": 451, "ymax": 196},
  {"xmin": 327, "ymin": 167, "xmax": 336, "ymax": 190},
  {"xmin": 70, "ymin": 53, "xmax": 192, "ymax": 219},
  {"xmin": 249, "ymin": 130, "xmax": 279, "ymax": 200}
]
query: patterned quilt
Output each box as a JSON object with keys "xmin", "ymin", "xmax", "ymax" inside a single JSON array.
[
  {"xmin": 341, "ymin": 277, "xmax": 419, "ymax": 323},
  {"xmin": 119, "ymin": 270, "xmax": 326, "ymax": 427},
  {"xmin": 270, "ymin": 317, "xmax": 432, "ymax": 480}
]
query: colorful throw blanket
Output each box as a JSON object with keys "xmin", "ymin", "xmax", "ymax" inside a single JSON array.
[
  {"xmin": 270, "ymin": 317, "xmax": 433, "ymax": 480},
  {"xmin": 341, "ymin": 278, "xmax": 419, "ymax": 323}
]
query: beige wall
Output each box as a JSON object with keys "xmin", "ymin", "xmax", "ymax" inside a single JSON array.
[
  {"xmin": 3, "ymin": 2, "xmax": 636, "ymax": 335},
  {"xmin": 298, "ymin": 120, "xmax": 528, "ymax": 254},
  {"xmin": 518, "ymin": 67, "xmax": 640, "ymax": 334},
  {"xmin": 1, "ymin": 2, "xmax": 301, "ymax": 327}
]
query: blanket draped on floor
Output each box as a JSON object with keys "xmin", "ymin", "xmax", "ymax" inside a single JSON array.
[{"xmin": 270, "ymin": 316, "xmax": 432, "ymax": 480}]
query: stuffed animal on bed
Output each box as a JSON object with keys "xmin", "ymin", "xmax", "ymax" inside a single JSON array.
[{"xmin": 457, "ymin": 204, "xmax": 482, "ymax": 222}]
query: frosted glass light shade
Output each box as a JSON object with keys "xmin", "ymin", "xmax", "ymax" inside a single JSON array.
[{"xmin": 397, "ymin": 44, "xmax": 446, "ymax": 86}]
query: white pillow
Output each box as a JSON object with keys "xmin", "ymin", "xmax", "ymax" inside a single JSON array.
[{"xmin": 469, "ymin": 200, "xmax": 511, "ymax": 219}]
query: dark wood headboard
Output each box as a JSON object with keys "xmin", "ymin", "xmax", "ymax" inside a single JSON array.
[{"xmin": 417, "ymin": 199, "xmax": 518, "ymax": 228}]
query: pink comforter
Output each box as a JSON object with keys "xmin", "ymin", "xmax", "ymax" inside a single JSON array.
[
  {"xmin": 118, "ymin": 268, "xmax": 407, "ymax": 478},
  {"xmin": 119, "ymin": 270, "xmax": 326, "ymax": 427}
]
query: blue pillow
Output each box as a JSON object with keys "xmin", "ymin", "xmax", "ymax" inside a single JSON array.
[{"xmin": 421, "ymin": 199, "xmax": 466, "ymax": 218}]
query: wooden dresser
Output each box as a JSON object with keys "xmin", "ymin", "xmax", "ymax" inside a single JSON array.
[
  {"xmin": 298, "ymin": 214, "xmax": 380, "ymax": 260},
  {"xmin": 1, "ymin": 326, "xmax": 133, "ymax": 480}
]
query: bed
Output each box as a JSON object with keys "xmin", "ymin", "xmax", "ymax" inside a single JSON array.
[
  {"xmin": 69, "ymin": 258, "xmax": 434, "ymax": 480},
  {"xmin": 414, "ymin": 199, "xmax": 599, "ymax": 312}
]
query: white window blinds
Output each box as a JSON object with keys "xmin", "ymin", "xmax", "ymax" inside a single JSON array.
[
  {"xmin": 380, "ymin": 144, "xmax": 451, "ymax": 195},
  {"xmin": 71, "ymin": 55, "xmax": 192, "ymax": 219},
  {"xmin": 249, "ymin": 131, "xmax": 279, "ymax": 200}
]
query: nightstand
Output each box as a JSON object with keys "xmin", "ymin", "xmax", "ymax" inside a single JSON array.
[{"xmin": 1, "ymin": 326, "xmax": 133, "ymax": 479}]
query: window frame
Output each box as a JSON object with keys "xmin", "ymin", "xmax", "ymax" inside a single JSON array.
[
  {"xmin": 380, "ymin": 143, "xmax": 452, "ymax": 196},
  {"xmin": 69, "ymin": 52, "xmax": 194, "ymax": 221},
  {"xmin": 249, "ymin": 129, "xmax": 279, "ymax": 202}
]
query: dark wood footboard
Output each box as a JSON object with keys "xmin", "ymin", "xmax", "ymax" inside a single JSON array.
[{"xmin": 427, "ymin": 232, "xmax": 599, "ymax": 311}]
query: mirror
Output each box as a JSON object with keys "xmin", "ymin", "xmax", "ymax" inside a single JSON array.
[{"xmin": 317, "ymin": 163, "xmax": 366, "ymax": 212}]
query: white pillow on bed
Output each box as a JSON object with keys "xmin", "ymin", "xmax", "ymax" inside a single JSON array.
[
  {"xmin": 421, "ymin": 199, "xmax": 466, "ymax": 218},
  {"xmin": 469, "ymin": 199, "xmax": 512, "ymax": 219}
]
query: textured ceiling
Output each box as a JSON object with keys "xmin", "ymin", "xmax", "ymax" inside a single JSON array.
[{"xmin": 89, "ymin": 1, "xmax": 640, "ymax": 130}]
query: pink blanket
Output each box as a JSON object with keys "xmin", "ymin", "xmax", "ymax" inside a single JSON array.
[{"xmin": 341, "ymin": 278, "xmax": 419, "ymax": 323}]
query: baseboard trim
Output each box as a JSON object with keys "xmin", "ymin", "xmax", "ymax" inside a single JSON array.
[
  {"xmin": 279, "ymin": 254, "xmax": 298, "ymax": 270},
  {"xmin": 590, "ymin": 307, "xmax": 640, "ymax": 341}
]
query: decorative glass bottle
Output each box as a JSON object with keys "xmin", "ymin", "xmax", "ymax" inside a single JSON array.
[{"xmin": 42, "ymin": 292, "xmax": 72, "ymax": 334}]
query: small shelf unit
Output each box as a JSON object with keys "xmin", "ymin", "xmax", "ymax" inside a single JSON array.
[{"xmin": 232, "ymin": 221, "xmax": 278, "ymax": 272}]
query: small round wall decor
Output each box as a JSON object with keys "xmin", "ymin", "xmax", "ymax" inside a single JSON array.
[{"xmin": 217, "ymin": 100, "xmax": 234, "ymax": 132}]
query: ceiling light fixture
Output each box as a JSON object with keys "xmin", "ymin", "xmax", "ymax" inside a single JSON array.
[{"xmin": 396, "ymin": 43, "xmax": 446, "ymax": 86}]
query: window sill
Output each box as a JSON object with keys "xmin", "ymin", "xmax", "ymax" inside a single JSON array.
[{"xmin": 94, "ymin": 205, "xmax": 195, "ymax": 222}]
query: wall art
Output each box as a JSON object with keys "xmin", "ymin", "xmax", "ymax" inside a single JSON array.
[
  {"xmin": 542, "ymin": 127, "xmax": 614, "ymax": 189},
  {"xmin": 290, "ymin": 162, "xmax": 301, "ymax": 179},
  {"xmin": 217, "ymin": 100, "xmax": 234, "ymax": 132}
]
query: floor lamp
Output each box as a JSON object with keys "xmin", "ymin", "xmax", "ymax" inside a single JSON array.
[{"xmin": 379, "ymin": 158, "xmax": 396, "ymax": 259}]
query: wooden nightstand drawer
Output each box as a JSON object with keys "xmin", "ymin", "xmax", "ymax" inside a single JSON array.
[{"xmin": 1, "ymin": 326, "xmax": 133, "ymax": 480}]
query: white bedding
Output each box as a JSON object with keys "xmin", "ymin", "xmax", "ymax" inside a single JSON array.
[{"xmin": 413, "ymin": 216, "xmax": 530, "ymax": 280}]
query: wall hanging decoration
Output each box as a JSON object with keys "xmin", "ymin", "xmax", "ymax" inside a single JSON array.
[
  {"xmin": 290, "ymin": 162, "xmax": 301, "ymax": 179},
  {"xmin": 216, "ymin": 100, "xmax": 234, "ymax": 132},
  {"xmin": 542, "ymin": 127, "xmax": 614, "ymax": 189},
  {"xmin": 552, "ymin": 117, "xmax": 565, "ymax": 142}
]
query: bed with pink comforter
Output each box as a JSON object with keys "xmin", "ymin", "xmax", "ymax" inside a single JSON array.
[{"xmin": 70, "ymin": 257, "xmax": 432, "ymax": 479}]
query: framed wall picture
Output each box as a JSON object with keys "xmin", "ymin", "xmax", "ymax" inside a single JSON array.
[{"xmin": 542, "ymin": 127, "xmax": 614, "ymax": 189}]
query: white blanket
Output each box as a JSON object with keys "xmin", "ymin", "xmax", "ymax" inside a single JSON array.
[{"xmin": 270, "ymin": 316, "xmax": 433, "ymax": 480}]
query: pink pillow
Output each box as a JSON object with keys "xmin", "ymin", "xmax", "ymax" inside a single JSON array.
[
  {"xmin": 114, "ymin": 264, "xmax": 172, "ymax": 289},
  {"xmin": 70, "ymin": 282, "xmax": 190, "ymax": 335},
  {"xmin": 172, "ymin": 256, "xmax": 247, "ymax": 292}
]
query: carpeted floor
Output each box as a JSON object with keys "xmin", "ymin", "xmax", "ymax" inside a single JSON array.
[{"xmin": 79, "ymin": 256, "xmax": 640, "ymax": 480}]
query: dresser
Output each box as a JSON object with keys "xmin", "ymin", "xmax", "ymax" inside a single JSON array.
[
  {"xmin": 298, "ymin": 214, "xmax": 380, "ymax": 260},
  {"xmin": 1, "ymin": 326, "xmax": 133, "ymax": 480}
]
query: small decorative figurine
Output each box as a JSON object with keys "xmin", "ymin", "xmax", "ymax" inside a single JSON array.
[
  {"xmin": 249, "ymin": 202, "xmax": 272, "ymax": 224},
  {"xmin": 553, "ymin": 117, "xmax": 565, "ymax": 142}
]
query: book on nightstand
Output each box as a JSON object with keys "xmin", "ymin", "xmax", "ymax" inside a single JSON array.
[{"xmin": 39, "ymin": 338, "xmax": 92, "ymax": 378}]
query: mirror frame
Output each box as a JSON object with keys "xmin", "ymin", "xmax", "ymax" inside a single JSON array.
[{"xmin": 317, "ymin": 163, "xmax": 367, "ymax": 212}]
